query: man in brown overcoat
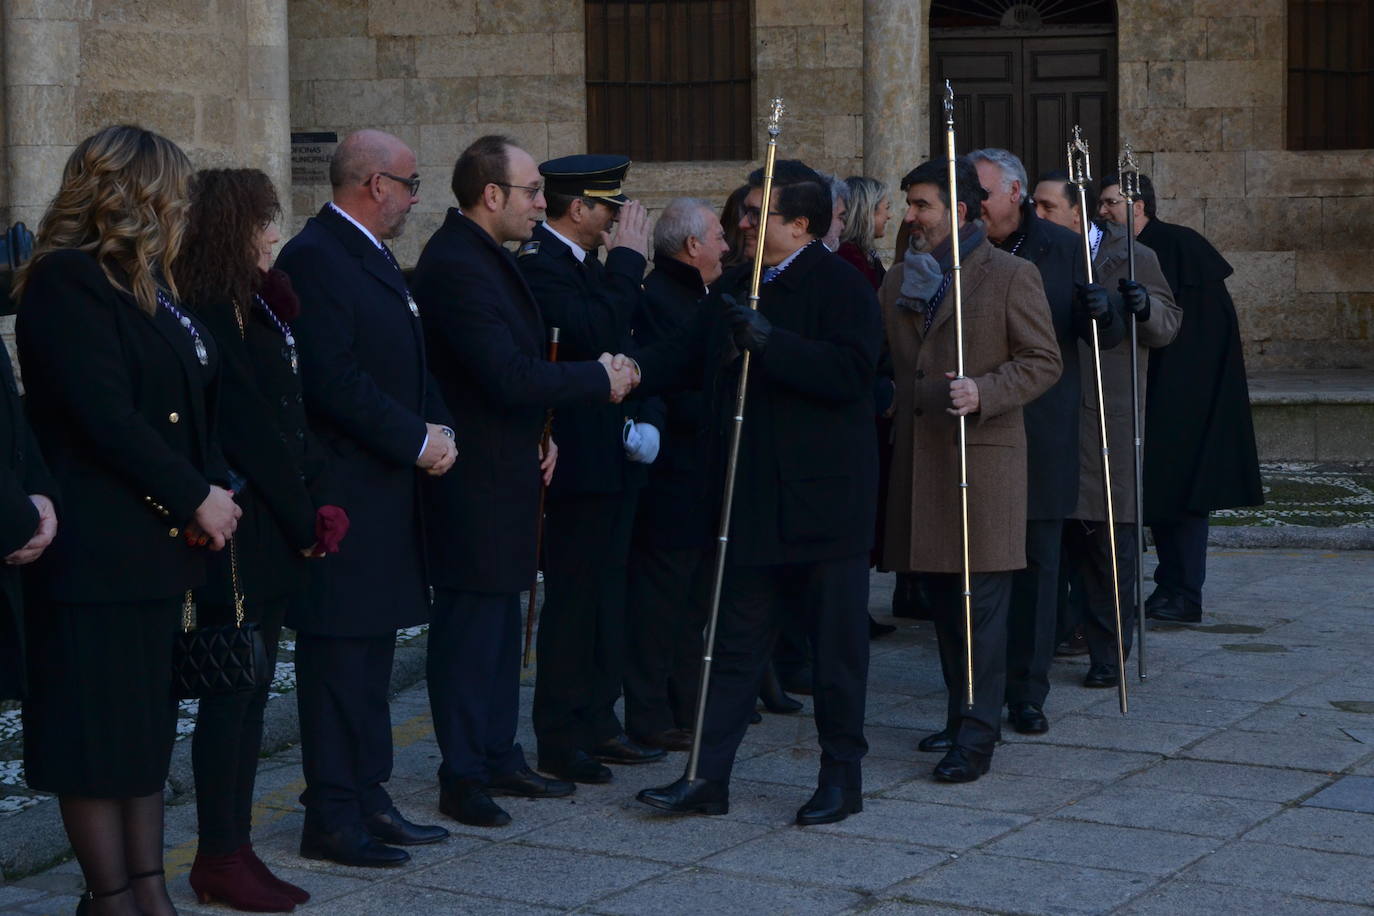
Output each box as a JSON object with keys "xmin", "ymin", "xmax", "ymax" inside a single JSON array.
[{"xmin": 879, "ymin": 157, "xmax": 1061, "ymax": 782}]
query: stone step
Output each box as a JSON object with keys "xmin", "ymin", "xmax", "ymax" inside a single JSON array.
[{"xmin": 1249, "ymin": 370, "xmax": 1374, "ymax": 466}]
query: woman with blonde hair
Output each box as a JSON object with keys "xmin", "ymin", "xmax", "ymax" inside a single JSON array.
[
  {"xmin": 16, "ymin": 124, "xmax": 240, "ymax": 916},
  {"xmin": 837, "ymin": 175, "xmax": 892, "ymax": 289}
]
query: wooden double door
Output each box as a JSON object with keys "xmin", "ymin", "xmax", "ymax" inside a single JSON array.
[{"xmin": 931, "ymin": 33, "xmax": 1117, "ymax": 190}]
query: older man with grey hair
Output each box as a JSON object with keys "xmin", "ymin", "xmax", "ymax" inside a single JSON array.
[{"xmin": 622, "ymin": 197, "xmax": 728, "ymax": 750}]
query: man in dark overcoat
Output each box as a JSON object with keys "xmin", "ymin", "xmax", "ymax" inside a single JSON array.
[
  {"xmin": 881, "ymin": 157, "xmax": 1061, "ymax": 783},
  {"xmin": 1098, "ymin": 175, "xmax": 1263, "ymax": 623},
  {"xmin": 516, "ymin": 154, "xmax": 665, "ymax": 784},
  {"xmin": 276, "ymin": 129, "xmax": 455, "ymax": 867},
  {"xmin": 410, "ymin": 135, "xmax": 636, "ymax": 828},
  {"xmin": 969, "ymin": 148, "xmax": 1114, "ymax": 736},
  {"xmin": 635, "ymin": 160, "xmax": 880, "ymax": 826}
]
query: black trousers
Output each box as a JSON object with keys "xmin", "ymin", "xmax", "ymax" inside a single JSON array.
[
  {"xmin": 534, "ymin": 490, "xmax": 637, "ymax": 763},
  {"xmin": 295, "ymin": 631, "xmax": 395, "ymax": 833},
  {"xmin": 428, "ymin": 589, "xmax": 527, "ymax": 787},
  {"xmin": 1056, "ymin": 522, "xmax": 1087, "ymax": 643},
  {"xmin": 1065, "ymin": 520, "xmax": 1138, "ymax": 669},
  {"xmin": 1150, "ymin": 513, "xmax": 1208, "ymax": 606},
  {"xmin": 191, "ymin": 597, "xmax": 286, "ymax": 856},
  {"xmin": 926, "ymin": 571, "xmax": 1013, "ymax": 759},
  {"xmin": 697, "ymin": 554, "xmax": 869, "ymax": 789},
  {"xmin": 623, "ymin": 544, "xmax": 707, "ymax": 740},
  {"xmin": 1006, "ymin": 519, "xmax": 1063, "ymax": 708}
]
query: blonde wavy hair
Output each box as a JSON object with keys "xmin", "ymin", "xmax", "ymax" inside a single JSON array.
[{"xmin": 13, "ymin": 124, "xmax": 193, "ymax": 314}]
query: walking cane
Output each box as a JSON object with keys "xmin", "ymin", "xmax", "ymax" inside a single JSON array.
[
  {"xmin": 685, "ymin": 99, "xmax": 785, "ymax": 781},
  {"xmin": 1119, "ymin": 143, "xmax": 1147, "ymax": 681},
  {"xmin": 1068, "ymin": 127, "xmax": 1128, "ymax": 715},
  {"xmin": 523, "ymin": 326, "xmax": 560, "ymax": 668},
  {"xmin": 943, "ymin": 81, "xmax": 975, "ymax": 711}
]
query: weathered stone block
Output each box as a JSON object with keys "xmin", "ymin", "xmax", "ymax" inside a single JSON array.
[
  {"xmin": 756, "ymin": 27, "xmax": 797, "ymax": 70},
  {"xmin": 552, "ymin": 31, "xmax": 583, "ymax": 75},
  {"xmin": 289, "ymin": 36, "xmax": 377, "ymax": 81},
  {"xmin": 377, "ymin": 36, "xmax": 416, "ymax": 78},
  {"xmin": 405, "ymin": 77, "xmax": 477, "ymax": 124},
  {"xmin": 478, "ymin": 0, "xmax": 579, "ymax": 33},
  {"xmin": 823, "ymin": 114, "xmax": 858, "ymax": 159},
  {"xmin": 1297, "ymin": 250, "xmax": 1374, "ymax": 294},
  {"xmin": 757, "ymin": 68, "xmax": 861, "ymax": 117},
  {"xmin": 287, "ymin": 0, "xmax": 369, "ymax": 40},
  {"xmin": 369, "ymin": 0, "xmax": 475, "ymax": 37},
  {"xmin": 825, "ymin": 26, "xmax": 862, "ymax": 70},
  {"xmin": 1119, "ymin": 17, "xmax": 1207, "ymax": 62},
  {"xmin": 1120, "ymin": 61, "xmax": 1148, "ymax": 111},
  {"xmin": 415, "ymin": 33, "xmax": 553, "ymax": 78},
  {"xmin": 756, "ymin": 0, "xmax": 851, "ymax": 27},
  {"xmin": 477, "ymin": 74, "xmax": 581, "ymax": 124},
  {"xmin": 546, "ymin": 120, "xmax": 585, "ymax": 158},
  {"xmin": 1221, "ymin": 106, "xmax": 1282, "ymax": 151},
  {"xmin": 419, "ymin": 121, "xmax": 548, "ymax": 170},
  {"xmin": 1205, "ymin": 16, "xmax": 1255, "ymax": 59},
  {"xmin": 75, "ymin": 88, "xmax": 197, "ymax": 142},
  {"xmin": 289, "ymin": 78, "xmax": 315, "ymax": 127},
  {"xmin": 1157, "ymin": 196, "xmax": 1206, "ymax": 232},
  {"xmin": 7, "ymin": 0, "xmax": 93, "ymax": 19},
  {"xmin": 1194, "ymin": 0, "xmax": 1282, "ymax": 15},
  {"xmin": 1321, "ymin": 198, "xmax": 1374, "ymax": 247},
  {"xmin": 1122, "ymin": 106, "xmax": 1220, "ymax": 153},
  {"xmin": 246, "ymin": 0, "xmax": 286, "ymax": 45},
  {"xmin": 199, "ymin": 95, "xmax": 240, "ymax": 147},
  {"xmin": 1203, "ymin": 198, "xmax": 1321, "ymax": 252},
  {"xmin": 7, "ymin": 19, "xmax": 80, "ymax": 87},
  {"xmin": 1254, "ymin": 15, "xmax": 1284, "ymax": 57},
  {"xmin": 92, "ymin": 0, "xmax": 212, "ymax": 29},
  {"xmin": 247, "ymin": 44, "xmax": 288, "ymax": 100},
  {"xmin": 5, "ymin": 85, "xmax": 79, "ymax": 146},
  {"xmin": 1147, "ymin": 61, "xmax": 1186, "ymax": 108},
  {"xmin": 1153, "ymin": 152, "xmax": 1245, "ymax": 199},
  {"xmin": 1185, "ymin": 59, "xmax": 1283, "ymax": 109},
  {"xmin": 7, "ymin": 144, "xmax": 76, "ymax": 208},
  {"xmin": 1246, "ymin": 150, "xmax": 1374, "ymax": 198},
  {"xmin": 310, "ymin": 78, "xmax": 406, "ymax": 129}
]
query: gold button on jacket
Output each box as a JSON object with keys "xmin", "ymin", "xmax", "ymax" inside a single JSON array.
[{"xmin": 168, "ymin": 411, "xmax": 179, "ymax": 423}]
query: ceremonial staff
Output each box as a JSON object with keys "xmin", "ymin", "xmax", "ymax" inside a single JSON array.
[
  {"xmin": 523, "ymin": 326, "xmax": 560, "ymax": 668},
  {"xmin": 1119, "ymin": 143, "xmax": 1147, "ymax": 681},
  {"xmin": 943, "ymin": 80, "xmax": 975, "ymax": 710},
  {"xmin": 685, "ymin": 98, "xmax": 785, "ymax": 781},
  {"xmin": 1068, "ymin": 127, "xmax": 1129, "ymax": 714}
]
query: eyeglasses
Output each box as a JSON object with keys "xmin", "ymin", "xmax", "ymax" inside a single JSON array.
[
  {"xmin": 372, "ymin": 172, "xmax": 421, "ymax": 195},
  {"xmin": 493, "ymin": 182, "xmax": 545, "ymax": 199},
  {"xmin": 740, "ymin": 206, "xmax": 782, "ymax": 225}
]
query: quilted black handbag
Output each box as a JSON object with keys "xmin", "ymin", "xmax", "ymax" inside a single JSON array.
[{"xmin": 173, "ymin": 539, "xmax": 269, "ymax": 700}]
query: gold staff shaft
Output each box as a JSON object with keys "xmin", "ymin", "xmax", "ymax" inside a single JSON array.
[
  {"xmin": 1069, "ymin": 128, "xmax": 1128, "ymax": 715},
  {"xmin": 1119, "ymin": 144, "xmax": 1147, "ymax": 681},
  {"xmin": 686, "ymin": 99, "xmax": 786, "ymax": 781}
]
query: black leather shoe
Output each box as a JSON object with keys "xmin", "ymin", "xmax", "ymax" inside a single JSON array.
[
  {"xmin": 637, "ymin": 728, "xmax": 694, "ymax": 752},
  {"xmin": 759, "ymin": 666, "xmax": 803, "ymax": 714},
  {"xmin": 439, "ymin": 782, "xmax": 511, "ymax": 827},
  {"xmin": 1147, "ymin": 595, "xmax": 1202, "ymax": 623},
  {"xmin": 636, "ymin": 776, "xmax": 729, "ymax": 815},
  {"xmin": 486, "ymin": 766, "xmax": 575, "ymax": 798},
  {"xmin": 1083, "ymin": 663, "xmax": 1118, "ymax": 689},
  {"xmin": 795, "ymin": 785, "xmax": 863, "ymax": 826},
  {"xmin": 364, "ymin": 804, "xmax": 449, "ymax": 846},
  {"xmin": 300, "ymin": 824, "xmax": 410, "ymax": 867},
  {"xmin": 933, "ymin": 747, "xmax": 990, "ymax": 783},
  {"xmin": 869, "ymin": 614, "xmax": 897, "ymax": 639},
  {"xmin": 1054, "ymin": 626, "xmax": 1090, "ymax": 657},
  {"xmin": 539, "ymin": 750, "xmax": 613, "ymax": 784},
  {"xmin": 594, "ymin": 733, "xmax": 667, "ymax": 765},
  {"xmin": 918, "ymin": 729, "xmax": 954, "ymax": 753},
  {"xmin": 749, "ymin": 709, "xmax": 763, "ymax": 724},
  {"xmin": 1008, "ymin": 703, "xmax": 1049, "ymax": 734},
  {"xmin": 1144, "ymin": 588, "xmax": 1173, "ymax": 613}
]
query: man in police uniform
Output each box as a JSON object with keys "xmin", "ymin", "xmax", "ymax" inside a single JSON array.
[{"xmin": 517, "ymin": 155, "xmax": 665, "ymax": 784}]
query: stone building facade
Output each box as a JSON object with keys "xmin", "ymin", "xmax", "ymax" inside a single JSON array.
[{"xmin": 0, "ymin": 0, "xmax": 1370, "ymax": 370}]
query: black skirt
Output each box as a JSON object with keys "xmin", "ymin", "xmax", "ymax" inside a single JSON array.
[{"xmin": 23, "ymin": 597, "xmax": 181, "ymax": 798}]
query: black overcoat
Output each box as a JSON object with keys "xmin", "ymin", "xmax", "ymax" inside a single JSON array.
[
  {"xmin": 411, "ymin": 209, "xmax": 609, "ymax": 595},
  {"xmin": 635, "ymin": 241, "xmax": 881, "ymax": 567},
  {"xmin": 633, "ymin": 255, "xmax": 714, "ymax": 551},
  {"xmin": 275, "ymin": 205, "xmax": 450, "ymax": 636},
  {"xmin": 0, "ymin": 340, "xmax": 56, "ymax": 699},
  {"xmin": 1138, "ymin": 218, "xmax": 1262, "ymax": 521},
  {"xmin": 16, "ymin": 249, "xmax": 223, "ymax": 605},
  {"xmin": 516, "ymin": 222, "xmax": 652, "ymax": 497},
  {"xmin": 190, "ymin": 289, "xmax": 322, "ymax": 608}
]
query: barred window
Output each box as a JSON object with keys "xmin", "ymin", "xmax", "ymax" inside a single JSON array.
[
  {"xmin": 586, "ymin": 0, "xmax": 752, "ymax": 161},
  {"xmin": 1288, "ymin": 0, "xmax": 1373, "ymax": 150}
]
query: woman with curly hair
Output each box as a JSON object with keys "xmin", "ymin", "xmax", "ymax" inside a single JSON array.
[
  {"xmin": 15, "ymin": 125, "xmax": 241, "ymax": 916},
  {"xmin": 175, "ymin": 168, "xmax": 348, "ymax": 912}
]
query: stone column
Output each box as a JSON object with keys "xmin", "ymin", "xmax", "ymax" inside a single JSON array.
[
  {"xmin": 862, "ymin": 0, "xmax": 924, "ymax": 207},
  {"xmin": 246, "ymin": 0, "xmax": 291, "ymax": 230}
]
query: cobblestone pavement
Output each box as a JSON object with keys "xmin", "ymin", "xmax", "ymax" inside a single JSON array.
[{"xmin": 5, "ymin": 549, "xmax": 1374, "ymax": 915}]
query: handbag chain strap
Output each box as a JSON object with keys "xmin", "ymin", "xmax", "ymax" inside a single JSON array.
[{"xmin": 178, "ymin": 536, "xmax": 247, "ymax": 631}]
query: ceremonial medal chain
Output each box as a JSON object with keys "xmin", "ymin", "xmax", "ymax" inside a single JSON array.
[
  {"xmin": 1003, "ymin": 233, "xmax": 1027, "ymax": 256},
  {"xmin": 156, "ymin": 291, "xmax": 209, "ymax": 366},
  {"xmin": 254, "ymin": 294, "xmax": 299, "ymax": 374}
]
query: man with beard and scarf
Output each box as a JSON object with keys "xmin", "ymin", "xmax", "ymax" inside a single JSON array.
[
  {"xmin": 1097, "ymin": 174, "xmax": 1262, "ymax": 624},
  {"xmin": 879, "ymin": 157, "xmax": 1061, "ymax": 782},
  {"xmin": 967, "ymin": 148, "xmax": 1120, "ymax": 727}
]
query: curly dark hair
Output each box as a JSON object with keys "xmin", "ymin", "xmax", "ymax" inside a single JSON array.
[{"xmin": 175, "ymin": 168, "xmax": 280, "ymax": 313}]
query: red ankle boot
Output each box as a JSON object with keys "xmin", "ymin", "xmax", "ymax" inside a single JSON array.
[
  {"xmin": 240, "ymin": 844, "xmax": 310, "ymax": 905},
  {"xmin": 188, "ymin": 849, "xmax": 295, "ymax": 913}
]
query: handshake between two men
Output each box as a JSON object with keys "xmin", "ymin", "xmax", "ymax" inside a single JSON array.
[{"xmin": 599, "ymin": 351, "xmax": 641, "ymax": 403}]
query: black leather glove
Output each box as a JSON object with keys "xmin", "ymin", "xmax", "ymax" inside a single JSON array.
[
  {"xmin": 1074, "ymin": 282, "xmax": 1113, "ymax": 327},
  {"xmin": 1119, "ymin": 278, "xmax": 1151, "ymax": 322},
  {"xmin": 726, "ymin": 299, "xmax": 772, "ymax": 353}
]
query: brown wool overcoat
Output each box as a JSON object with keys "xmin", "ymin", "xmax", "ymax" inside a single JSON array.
[
  {"xmin": 880, "ymin": 240, "xmax": 1062, "ymax": 574},
  {"xmin": 1071, "ymin": 220, "xmax": 1181, "ymax": 523}
]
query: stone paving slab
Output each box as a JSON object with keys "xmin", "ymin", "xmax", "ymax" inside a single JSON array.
[
  {"xmin": 698, "ymin": 830, "xmax": 948, "ymax": 893},
  {"xmin": 805, "ymin": 796, "xmax": 1031, "ymax": 852},
  {"xmin": 1119, "ymin": 758, "xmax": 1331, "ymax": 803},
  {"xmin": 1300, "ymin": 774, "xmax": 1374, "ymax": 814},
  {"xmin": 1050, "ymin": 785, "xmax": 1282, "ymax": 838},
  {"xmin": 1176, "ymin": 841, "xmax": 1374, "ymax": 906},
  {"xmin": 588, "ymin": 868, "xmax": 862, "ymax": 916},
  {"xmin": 892, "ymin": 855, "xmax": 1156, "ymax": 915},
  {"xmin": 1179, "ymin": 727, "xmax": 1371, "ymax": 772},
  {"xmin": 981, "ymin": 820, "xmax": 1220, "ymax": 877},
  {"xmin": 881, "ymin": 770, "xmax": 1103, "ymax": 817},
  {"xmin": 1115, "ymin": 879, "xmax": 1374, "ymax": 916},
  {"xmin": 1242, "ymin": 805, "xmax": 1374, "ymax": 855}
]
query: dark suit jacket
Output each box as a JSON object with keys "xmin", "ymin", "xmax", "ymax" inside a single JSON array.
[
  {"xmin": 190, "ymin": 289, "xmax": 322, "ymax": 610},
  {"xmin": 276, "ymin": 204, "xmax": 450, "ymax": 635},
  {"xmin": 635, "ymin": 240, "xmax": 881, "ymax": 567},
  {"xmin": 0, "ymin": 340, "xmax": 56, "ymax": 699},
  {"xmin": 17, "ymin": 249, "xmax": 222, "ymax": 605},
  {"xmin": 517, "ymin": 222, "xmax": 652, "ymax": 498},
  {"xmin": 411, "ymin": 209, "xmax": 609, "ymax": 594}
]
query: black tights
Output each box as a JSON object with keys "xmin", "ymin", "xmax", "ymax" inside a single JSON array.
[{"xmin": 60, "ymin": 793, "xmax": 175, "ymax": 915}]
